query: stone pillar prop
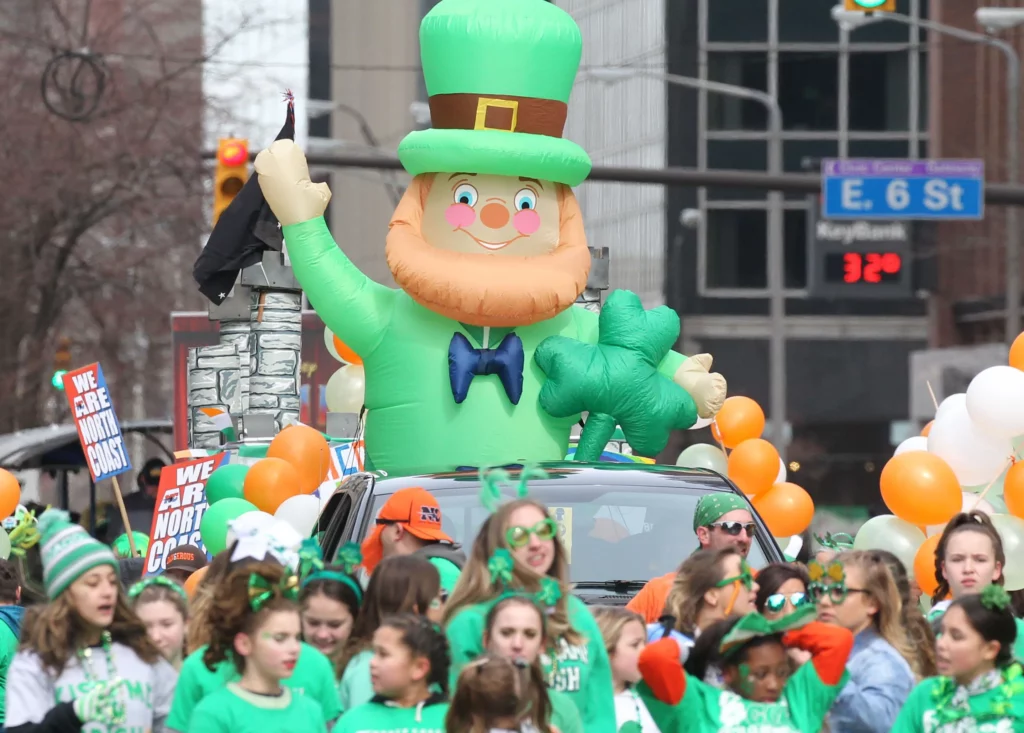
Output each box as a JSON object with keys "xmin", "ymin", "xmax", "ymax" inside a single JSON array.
[
  {"xmin": 576, "ymin": 246, "xmax": 610, "ymax": 313},
  {"xmin": 187, "ymin": 344, "xmax": 240, "ymax": 449},
  {"xmin": 208, "ymin": 286, "xmax": 253, "ymax": 424},
  {"xmin": 240, "ymin": 251, "xmax": 303, "ymax": 433}
]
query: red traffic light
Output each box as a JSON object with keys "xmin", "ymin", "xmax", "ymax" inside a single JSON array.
[{"xmin": 218, "ymin": 141, "xmax": 249, "ymax": 167}]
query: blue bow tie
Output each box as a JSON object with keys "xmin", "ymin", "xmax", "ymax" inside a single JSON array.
[{"xmin": 448, "ymin": 332, "xmax": 524, "ymax": 405}]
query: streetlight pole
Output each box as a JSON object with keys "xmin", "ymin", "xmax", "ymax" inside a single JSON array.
[
  {"xmin": 833, "ymin": 6, "xmax": 1021, "ymax": 342},
  {"xmin": 586, "ymin": 68, "xmax": 787, "ymax": 458}
]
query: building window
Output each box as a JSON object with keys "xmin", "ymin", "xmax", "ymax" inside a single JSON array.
[
  {"xmin": 707, "ymin": 53, "xmax": 768, "ymax": 131},
  {"xmin": 784, "ymin": 209, "xmax": 808, "ymax": 289},
  {"xmin": 706, "ymin": 209, "xmax": 767, "ymax": 289},
  {"xmin": 849, "ymin": 52, "xmax": 910, "ymax": 131},
  {"xmin": 308, "ymin": 0, "xmax": 331, "ymax": 138},
  {"xmin": 707, "ymin": 140, "xmax": 767, "ymax": 201},
  {"xmin": 779, "ymin": 52, "xmax": 838, "ymax": 131},
  {"xmin": 779, "ymin": 0, "xmax": 838, "ymax": 43},
  {"xmin": 708, "ymin": 0, "xmax": 767, "ymax": 43}
]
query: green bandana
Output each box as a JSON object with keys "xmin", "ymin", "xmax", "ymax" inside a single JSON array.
[
  {"xmin": 719, "ymin": 604, "xmax": 816, "ymax": 658},
  {"xmin": 693, "ymin": 493, "xmax": 749, "ymax": 532}
]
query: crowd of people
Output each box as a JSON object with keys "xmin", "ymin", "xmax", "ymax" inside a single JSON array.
[{"xmin": 0, "ymin": 468, "xmax": 1021, "ymax": 733}]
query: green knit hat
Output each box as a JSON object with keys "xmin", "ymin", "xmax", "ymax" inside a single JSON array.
[
  {"xmin": 693, "ymin": 493, "xmax": 750, "ymax": 533},
  {"xmin": 38, "ymin": 509, "xmax": 117, "ymax": 598},
  {"xmin": 397, "ymin": 0, "xmax": 592, "ymax": 186}
]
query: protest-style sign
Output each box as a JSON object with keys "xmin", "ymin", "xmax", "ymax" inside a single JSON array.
[
  {"xmin": 62, "ymin": 363, "xmax": 132, "ymax": 482},
  {"xmin": 145, "ymin": 454, "xmax": 221, "ymax": 574}
]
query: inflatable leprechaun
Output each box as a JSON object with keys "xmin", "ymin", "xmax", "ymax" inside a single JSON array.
[{"xmin": 255, "ymin": 0, "xmax": 726, "ymax": 476}]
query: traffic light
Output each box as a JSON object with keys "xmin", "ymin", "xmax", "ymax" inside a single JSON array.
[
  {"xmin": 213, "ymin": 138, "xmax": 249, "ymax": 226},
  {"xmin": 52, "ymin": 337, "xmax": 71, "ymax": 390},
  {"xmin": 844, "ymin": 0, "xmax": 896, "ymax": 11}
]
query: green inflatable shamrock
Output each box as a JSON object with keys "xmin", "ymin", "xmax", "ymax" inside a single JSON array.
[{"xmin": 535, "ymin": 290, "xmax": 698, "ymax": 461}]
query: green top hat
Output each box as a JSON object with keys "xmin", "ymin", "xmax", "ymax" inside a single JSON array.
[{"xmin": 398, "ymin": 0, "xmax": 592, "ymax": 187}]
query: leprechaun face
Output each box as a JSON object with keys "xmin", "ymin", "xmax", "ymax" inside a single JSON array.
[
  {"xmin": 385, "ymin": 173, "xmax": 592, "ymax": 328},
  {"xmin": 421, "ymin": 173, "xmax": 560, "ymax": 256}
]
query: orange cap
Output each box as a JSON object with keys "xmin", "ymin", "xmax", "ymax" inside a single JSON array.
[{"xmin": 360, "ymin": 487, "xmax": 453, "ymax": 574}]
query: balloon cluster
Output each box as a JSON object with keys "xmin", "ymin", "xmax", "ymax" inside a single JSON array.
[
  {"xmin": 0, "ymin": 470, "xmax": 20, "ymax": 559},
  {"xmin": 324, "ymin": 329, "xmax": 365, "ymax": 414},
  {"xmin": 859, "ymin": 331, "xmax": 1024, "ymax": 594},
  {"xmin": 199, "ymin": 424, "xmax": 331, "ymax": 554},
  {"xmin": 676, "ymin": 396, "xmax": 814, "ymax": 538}
]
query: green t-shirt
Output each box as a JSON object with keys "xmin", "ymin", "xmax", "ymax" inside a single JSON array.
[
  {"xmin": 446, "ymin": 595, "xmax": 616, "ymax": 733},
  {"xmin": 338, "ymin": 649, "xmax": 374, "ymax": 715},
  {"xmin": 638, "ymin": 658, "xmax": 849, "ymax": 733},
  {"xmin": 188, "ymin": 683, "xmax": 327, "ymax": 733},
  {"xmin": 428, "ymin": 557, "xmax": 460, "ymax": 595},
  {"xmin": 891, "ymin": 670, "xmax": 1024, "ymax": 733},
  {"xmin": 551, "ymin": 688, "xmax": 584, "ymax": 733},
  {"xmin": 336, "ymin": 698, "xmax": 448, "ymax": 733},
  {"xmin": 0, "ymin": 620, "xmax": 19, "ymax": 725},
  {"xmin": 166, "ymin": 642, "xmax": 341, "ymax": 731}
]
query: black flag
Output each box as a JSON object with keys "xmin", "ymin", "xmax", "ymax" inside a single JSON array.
[{"xmin": 193, "ymin": 92, "xmax": 295, "ymax": 304}]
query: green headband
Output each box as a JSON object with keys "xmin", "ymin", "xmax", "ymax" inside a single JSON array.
[
  {"xmin": 814, "ymin": 532, "xmax": 854, "ymax": 551},
  {"xmin": 479, "ymin": 466, "xmax": 548, "ymax": 513},
  {"xmin": 488, "ymin": 548, "xmax": 563, "ymax": 610},
  {"xmin": 693, "ymin": 493, "xmax": 749, "ymax": 532},
  {"xmin": 128, "ymin": 575, "xmax": 187, "ymax": 602},
  {"xmin": 303, "ymin": 570, "xmax": 363, "ymax": 603}
]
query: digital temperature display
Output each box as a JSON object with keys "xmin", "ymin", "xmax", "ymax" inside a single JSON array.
[{"xmin": 823, "ymin": 252, "xmax": 903, "ymax": 285}]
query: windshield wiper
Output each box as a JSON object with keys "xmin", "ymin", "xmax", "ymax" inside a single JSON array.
[{"xmin": 572, "ymin": 580, "xmax": 647, "ymax": 593}]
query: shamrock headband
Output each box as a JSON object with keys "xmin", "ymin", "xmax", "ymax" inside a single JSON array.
[
  {"xmin": 248, "ymin": 572, "xmax": 300, "ymax": 611},
  {"xmin": 981, "ymin": 584, "xmax": 1012, "ymax": 612},
  {"xmin": 488, "ymin": 548, "xmax": 563, "ymax": 612},
  {"xmin": 299, "ymin": 539, "xmax": 364, "ymax": 603},
  {"xmin": 8, "ymin": 508, "xmax": 40, "ymax": 557},
  {"xmin": 479, "ymin": 466, "xmax": 549, "ymax": 513},
  {"xmin": 807, "ymin": 558, "xmax": 848, "ymax": 603},
  {"xmin": 814, "ymin": 532, "xmax": 854, "ymax": 551},
  {"xmin": 719, "ymin": 604, "xmax": 816, "ymax": 658},
  {"xmin": 128, "ymin": 576, "xmax": 187, "ymax": 602}
]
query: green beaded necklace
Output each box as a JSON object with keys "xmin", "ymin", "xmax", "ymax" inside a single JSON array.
[{"xmin": 75, "ymin": 631, "xmax": 126, "ymax": 726}]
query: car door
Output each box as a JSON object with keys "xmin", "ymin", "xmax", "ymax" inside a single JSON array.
[{"xmin": 317, "ymin": 473, "xmax": 374, "ymax": 562}]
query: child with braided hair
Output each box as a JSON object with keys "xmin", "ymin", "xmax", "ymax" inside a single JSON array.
[
  {"xmin": 186, "ymin": 561, "xmax": 327, "ymax": 733},
  {"xmin": 893, "ymin": 585, "xmax": 1024, "ymax": 732}
]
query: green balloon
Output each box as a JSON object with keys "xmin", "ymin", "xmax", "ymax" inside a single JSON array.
[
  {"xmin": 205, "ymin": 464, "xmax": 249, "ymax": 505},
  {"xmin": 200, "ymin": 497, "xmax": 257, "ymax": 555},
  {"xmin": 676, "ymin": 443, "xmax": 729, "ymax": 474},
  {"xmin": 853, "ymin": 515, "xmax": 926, "ymax": 576}
]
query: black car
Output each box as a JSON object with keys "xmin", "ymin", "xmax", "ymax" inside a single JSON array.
[{"xmin": 316, "ymin": 462, "xmax": 784, "ymax": 605}]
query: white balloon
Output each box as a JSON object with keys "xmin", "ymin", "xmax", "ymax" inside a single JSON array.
[
  {"xmin": 775, "ymin": 457, "xmax": 787, "ymax": 484},
  {"xmin": 226, "ymin": 510, "xmax": 275, "ymax": 547},
  {"xmin": 894, "ymin": 436, "xmax": 928, "ymax": 456},
  {"xmin": 967, "ymin": 366, "xmax": 1024, "ymax": 438},
  {"xmin": 0, "ymin": 528, "xmax": 10, "ymax": 560},
  {"xmin": 326, "ymin": 365, "xmax": 365, "ymax": 413},
  {"xmin": 927, "ymin": 491, "xmax": 996, "ymax": 536},
  {"xmin": 324, "ymin": 328, "xmax": 342, "ymax": 362},
  {"xmin": 689, "ymin": 416, "xmax": 713, "ymax": 430},
  {"xmin": 927, "ymin": 399, "xmax": 1012, "ymax": 487},
  {"xmin": 935, "ymin": 393, "xmax": 967, "ymax": 421},
  {"xmin": 274, "ymin": 494, "xmax": 323, "ymax": 537}
]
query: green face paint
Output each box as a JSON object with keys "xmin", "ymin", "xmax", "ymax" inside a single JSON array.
[{"xmin": 737, "ymin": 663, "xmax": 756, "ymax": 698}]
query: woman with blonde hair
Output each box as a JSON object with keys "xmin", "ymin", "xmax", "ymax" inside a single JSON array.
[
  {"xmin": 444, "ymin": 468, "xmax": 615, "ymax": 733},
  {"xmin": 812, "ymin": 549, "xmax": 916, "ymax": 732}
]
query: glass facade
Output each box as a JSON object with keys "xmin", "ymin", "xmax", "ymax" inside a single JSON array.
[
  {"xmin": 307, "ymin": 0, "xmax": 332, "ymax": 138},
  {"xmin": 697, "ymin": 0, "xmax": 928, "ymax": 295}
]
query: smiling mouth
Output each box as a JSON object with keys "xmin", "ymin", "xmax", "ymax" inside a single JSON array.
[{"xmin": 457, "ymin": 228, "xmax": 523, "ymax": 251}]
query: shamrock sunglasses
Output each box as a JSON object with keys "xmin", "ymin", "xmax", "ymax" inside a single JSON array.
[{"xmin": 506, "ymin": 518, "xmax": 558, "ymax": 548}]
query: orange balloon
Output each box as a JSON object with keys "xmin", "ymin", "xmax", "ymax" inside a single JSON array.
[
  {"xmin": 1003, "ymin": 461, "xmax": 1024, "ymax": 519},
  {"xmin": 0, "ymin": 469, "xmax": 20, "ymax": 521},
  {"xmin": 711, "ymin": 421, "xmax": 724, "ymax": 444},
  {"xmin": 880, "ymin": 452, "xmax": 961, "ymax": 526},
  {"xmin": 714, "ymin": 396, "xmax": 766, "ymax": 449},
  {"xmin": 1011, "ymin": 331, "xmax": 1024, "ymax": 371},
  {"xmin": 752, "ymin": 482, "xmax": 814, "ymax": 537},
  {"xmin": 727, "ymin": 439, "xmax": 780, "ymax": 497},
  {"xmin": 913, "ymin": 533, "xmax": 942, "ymax": 597},
  {"xmin": 183, "ymin": 566, "xmax": 208, "ymax": 599},
  {"xmin": 244, "ymin": 457, "xmax": 301, "ymax": 514},
  {"xmin": 333, "ymin": 334, "xmax": 363, "ymax": 366},
  {"xmin": 920, "ymin": 420, "xmax": 934, "ymax": 437},
  {"xmin": 267, "ymin": 424, "xmax": 331, "ymax": 495}
]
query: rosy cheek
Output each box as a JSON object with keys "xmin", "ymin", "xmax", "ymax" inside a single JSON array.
[
  {"xmin": 445, "ymin": 203, "xmax": 476, "ymax": 228},
  {"xmin": 513, "ymin": 209, "xmax": 541, "ymax": 235}
]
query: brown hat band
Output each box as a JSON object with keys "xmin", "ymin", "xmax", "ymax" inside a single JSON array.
[{"xmin": 428, "ymin": 94, "xmax": 568, "ymax": 138}]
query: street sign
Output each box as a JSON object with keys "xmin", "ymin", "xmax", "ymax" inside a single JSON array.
[{"xmin": 821, "ymin": 159, "xmax": 984, "ymax": 221}]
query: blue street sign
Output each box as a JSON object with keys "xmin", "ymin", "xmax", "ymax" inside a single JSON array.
[{"xmin": 821, "ymin": 159, "xmax": 984, "ymax": 220}]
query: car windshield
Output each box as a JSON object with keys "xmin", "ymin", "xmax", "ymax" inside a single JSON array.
[{"xmin": 365, "ymin": 482, "xmax": 770, "ymax": 583}]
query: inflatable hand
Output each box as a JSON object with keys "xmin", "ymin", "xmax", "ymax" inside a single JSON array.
[
  {"xmin": 254, "ymin": 140, "xmax": 332, "ymax": 227},
  {"xmin": 674, "ymin": 354, "xmax": 727, "ymax": 419},
  {"xmin": 536, "ymin": 290, "xmax": 698, "ymax": 460}
]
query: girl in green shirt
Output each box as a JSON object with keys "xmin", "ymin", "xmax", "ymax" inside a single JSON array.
[
  {"xmin": 336, "ymin": 555, "xmax": 444, "ymax": 713},
  {"xmin": 893, "ymin": 585, "xmax": 1024, "ymax": 732},
  {"xmin": 443, "ymin": 468, "xmax": 616, "ymax": 733},
  {"xmin": 336, "ymin": 613, "xmax": 449, "ymax": 733},
  {"xmin": 298, "ymin": 542, "xmax": 364, "ymax": 684},
  {"xmin": 187, "ymin": 561, "xmax": 328, "ymax": 733}
]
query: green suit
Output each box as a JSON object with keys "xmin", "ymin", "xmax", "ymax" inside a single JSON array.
[{"xmin": 284, "ymin": 218, "xmax": 686, "ymax": 476}]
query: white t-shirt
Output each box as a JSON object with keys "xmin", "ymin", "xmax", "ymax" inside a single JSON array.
[{"xmin": 614, "ymin": 689, "xmax": 659, "ymax": 733}]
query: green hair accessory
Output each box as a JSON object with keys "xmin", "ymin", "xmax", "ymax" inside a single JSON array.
[
  {"xmin": 814, "ymin": 532, "xmax": 854, "ymax": 551},
  {"xmin": 337, "ymin": 542, "xmax": 363, "ymax": 575},
  {"xmin": 719, "ymin": 604, "xmax": 815, "ymax": 658},
  {"xmin": 8, "ymin": 509, "xmax": 40, "ymax": 557},
  {"xmin": 487, "ymin": 548, "xmax": 563, "ymax": 612},
  {"xmin": 488, "ymin": 548, "xmax": 515, "ymax": 586},
  {"xmin": 478, "ymin": 466, "xmax": 548, "ymax": 513},
  {"xmin": 248, "ymin": 572, "xmax": 299, "ymax": 611},
  {"xmin": 128, "ymin": 576, "xmax": 187, "ymax": 601},
  {"xmin": 981, "ymin": 584, "xmax": 1012, "ymax": 612}
]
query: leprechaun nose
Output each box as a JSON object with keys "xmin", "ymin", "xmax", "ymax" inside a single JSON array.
[{"xmin": 480, "ymin": 202, "xmax": 510, "ymax": 229}]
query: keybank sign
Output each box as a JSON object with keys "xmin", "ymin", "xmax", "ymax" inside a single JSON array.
[{"xmin": 816, "ymin": 221, "xmax": 909, "ymax": 245}]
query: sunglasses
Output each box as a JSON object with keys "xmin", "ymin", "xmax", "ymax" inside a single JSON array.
[
  {"xmin": 715, "ymin": 559, "xmax": 755, "ymax": 591},
  {"xmin": 506, "ymin": 518, "xmax": 558, "ymax": 549},
  {"xmin": 809, "ymin": 583, "xmax": 870, "ymax": 605},
  {"xmin": 708, "ymin": 521, "xmax": 756, "ymax": 537},
  {"xmin": 764, "ymin": 592, "xmax": 809, "ymax": 614}
]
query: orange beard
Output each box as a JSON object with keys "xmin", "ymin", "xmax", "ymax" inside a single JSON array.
[{"xmin": 385, "ymin": 174, "xmax": 591, "ymax": 327}]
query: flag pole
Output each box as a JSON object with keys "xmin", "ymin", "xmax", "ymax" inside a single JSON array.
[{"xmin": 110, "ymin": 476, "xmax": 138, "ymax": 556}]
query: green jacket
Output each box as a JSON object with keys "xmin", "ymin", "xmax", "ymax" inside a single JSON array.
[{"xmin": 283, "ymin": 217, "xmax": 687, "ymax": 476}]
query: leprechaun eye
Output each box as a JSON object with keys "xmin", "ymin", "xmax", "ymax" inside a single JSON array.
[
  {"xmin": 514, "ymin": 188, "xmax": 537, "ymax": 211},
  {"xmin": 454, "ymin": 183, "xmax": 478, "ymax": 206}
]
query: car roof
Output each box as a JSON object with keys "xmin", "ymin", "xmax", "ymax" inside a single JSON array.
[{"xmin": 365, "ymin": 461, "xmax": 743, "ymax": 496}]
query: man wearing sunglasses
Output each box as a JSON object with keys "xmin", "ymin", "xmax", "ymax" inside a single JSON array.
[
  {"xmin": 359, "ymin": 487, "xmax": 466, "ymax": 593},
  {"xmin": 627, "ymin": 493, "xmax": 755, "ymax": 623}
]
